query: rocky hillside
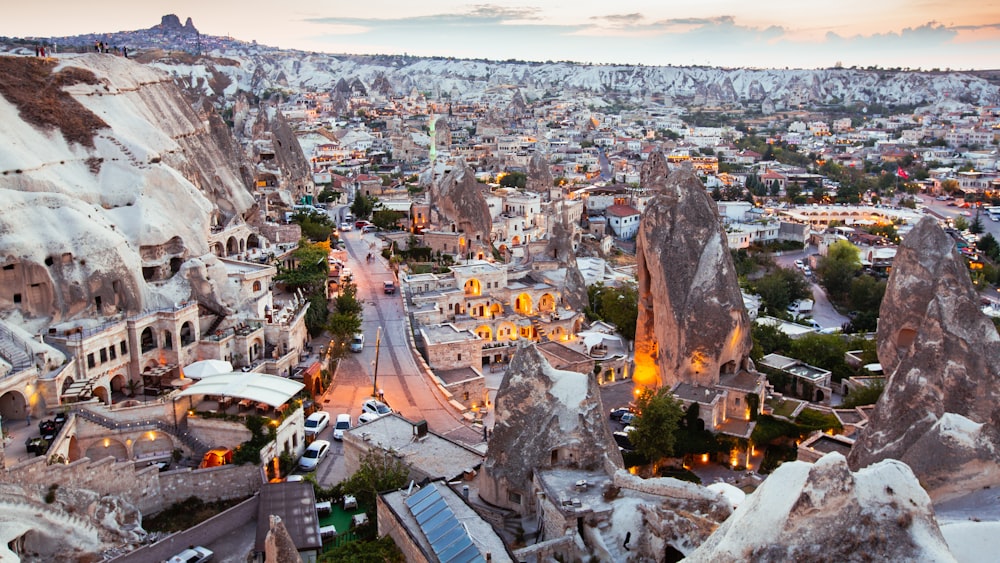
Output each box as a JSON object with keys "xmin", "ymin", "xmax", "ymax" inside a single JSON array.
[
  {"xmin": 848, "ymin": 217, "xmax": 1000, "ymax": 501},
  {"xmin": 0, "ymin": 53, "xmax": 255, "ymax": 326}
]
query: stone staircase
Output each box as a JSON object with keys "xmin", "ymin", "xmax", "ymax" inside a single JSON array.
[
  {"xmin": 0, "ymin": 324, "xmax": 33, "ymax": 372},
  {"xmin": 595, "ymin": 520, "xmax": 628, "ymax": 562}
]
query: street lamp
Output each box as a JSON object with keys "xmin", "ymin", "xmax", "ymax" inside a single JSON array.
[{"xmin": 372, "ymin": 326, "xmax": 382, "ymax": 398}]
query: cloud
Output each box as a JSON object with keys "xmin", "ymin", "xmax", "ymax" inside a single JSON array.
[
  {"xmin": 591, "ymin": 13, "xmax": 645, "ymax": 25},
  {"xmin": 466, "ymin": 4, "xmax": 541, "ymax": 21}
]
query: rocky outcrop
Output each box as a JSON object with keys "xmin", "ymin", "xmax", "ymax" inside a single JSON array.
[
  {"xmin": 526, "ymin": 154, "xmax": 553, "ymax": 194},
  {"xmin": 249, "ymin": 104, "xmax": 314, "ymax": 201},
  {"xmin": 848, "ymin": 217, "xmax": 1000, "ymax": 499},
  {"xmin": 640, "ymin": 150, "xmax": 670, "ymax": 193},
  {"xmin": 433, "ymin": 116, "xmax": 451, "ymax": 152},
  {"xmin": 428, "ymin": 159, "xmax": 492, "ymax": 252},
  {"xmin": 481, "ymin": 343, "xmax": 623, "ymax": 510},
  {"xmin": 0, "ymin": 54, "xmax": 256, "ymax": 324},
  {"xmin": 632, "ymin": 166, "xmax": 751, "ymax": 389},
  {"xmin": 264, "ymin": 515, "xmax": 303, "ymax": 563},
  {"xmin": 686, "ymin": 453, "xmax": 956, "ymax": 562}
]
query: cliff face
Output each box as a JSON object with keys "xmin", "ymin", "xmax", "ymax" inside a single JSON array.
[
  {"xmin": 640, "ymin": 150, "xmax": 669, "ymax": 193},
  {"xmin": 481, "ymin": 343, "xmax": 622, "ymax": 509},
  {"xmin": 632, "ymin": 166, "xmax": 751, "ymax": 389},
  {"xmin": 848, "ymin": 217, "xmax": 1000, "ymax": 499},
  {"xmin": 0, "ymin": 53, "xmax": 254, "ymax": 323},
  {"xmin": 687, "ymin": 453, "xmax": 956, "ymax": 563},
  {"xmin": 526, "ymin": 153, "xmax": 553, "ymax": 194}
]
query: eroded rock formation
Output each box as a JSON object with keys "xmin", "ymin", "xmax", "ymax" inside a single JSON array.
[
  {"xmin": 848, "ymin": 217, "xmax": 1000, "ymax": 499},
  {"xmin": 632, "ymin": 166, "xmax": 751, "ymax": 389},
  {"xmin": 526, "ymin": 154, "xmax": 553, "ymax": 194},
  {"xmin": 640, "ymin": 150, "xmax": 670, "ymax": 194},
  {"xmin": 428, "ymin": 159, "xmax": 493, "ymax": 253},
  {"xmin": 687, "ymin": 453, "xmax": 956, "ymax": 562},
  {"xmin": 0, "ymin": 54, "xmax": 255, "ymax": 324},
  {"xmin": 264, "ymin": 515, "xmax": 303, "ymax": 563},
  {"xmin": 480, "ymin": 343, "xmax": 622, "ymax": 510}
]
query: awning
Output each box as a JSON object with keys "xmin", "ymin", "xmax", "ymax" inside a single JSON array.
[
  {"xmin": 182, "ymin": 359, "xmax": 234, "ymax": 379},
  {"xmin": 176, "ymin": 372, "xmax": 304, "ymax": 407}
]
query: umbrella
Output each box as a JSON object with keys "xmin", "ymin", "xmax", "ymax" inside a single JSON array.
[{"xmin": 182, "ymin": 359, "xmax": 234, "ymax": 379}]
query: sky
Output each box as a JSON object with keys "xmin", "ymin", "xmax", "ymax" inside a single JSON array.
[{"xmin": 4, "ymin": 1, "xmax": 1000, "ymax": 70}]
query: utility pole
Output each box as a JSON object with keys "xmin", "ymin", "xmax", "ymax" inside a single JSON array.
[{"xmin": 372, "ymin": 326, "xmax": 382, "ymax": 398}]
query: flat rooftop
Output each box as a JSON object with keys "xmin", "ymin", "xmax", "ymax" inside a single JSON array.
[
  {"xmin": 421, "ymin": 323, "xmax": 480, "ymax": 345},
  {"xmin": 671, "ymin": 383, "xmax": 723, "ymax": 404},
  {"xmin": 255, "ymin": 482, "xmax": 321, "ymax": 553},
  {"xmin": 435, "ymin": 367, "xmax": 483, "ymax": 385},
  {"xmin": 348, "ymin": 414, "xmax": 483, "ymax": 482}
]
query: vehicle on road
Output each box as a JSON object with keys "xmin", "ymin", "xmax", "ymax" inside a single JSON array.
[
  {"xmin": 340, "ymin": 267, "xmax": 353, "ymax": 281},
  {"xmin": 794, "ymin": 259, "xmax": 804, "ymax": 269},
  {"xmin": 609, "ymin": 407, "xmax": 633, "ymax": 421},
  {"xmin": 333, "ymin": 414, "xmax": 351, "ymax": 440},
  {"xmin": 340, "ymin": 222, "xmax": 353, "ymax": 231},
  {"xmin": 304, "ymin": 411, "xmax": 330, "ymax": 438},
  {"xmin": 359, "ymin": 399, "xmax": 392, "ymax": 423},
  {"xmin": 362, "ymin": 225, "xmax": 378, "ymax": 233},
  {"xmin": 383, "ymin": 280, "xmax": 396, "ymax": 294},
  {"xmin": 354, "ymin": 220, "xmax": 370, "ymax": 229},
  {"xmin": 349, "ymin": 333, "xmax": 365, "ymax": 353},
  {"xmin": 168, "ymin": 545, "xmax": 213, "ymax": 563},
  {"xmin": 298, "ymin": 440, "xmax": 331, "ymax": 471},
  {"xmin": 620, "ymin": 412, "xmax": 637, "ymax": 425}
]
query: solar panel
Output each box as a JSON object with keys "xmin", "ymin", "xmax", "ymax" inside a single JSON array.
[{"xmin": 405, "ymin": 483, "xmax": 486, "ymax": 563}]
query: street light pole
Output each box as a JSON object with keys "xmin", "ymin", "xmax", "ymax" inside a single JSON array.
[{"xmin": 372, "ymin": 326, "xmax": 382, "ymax": 398}]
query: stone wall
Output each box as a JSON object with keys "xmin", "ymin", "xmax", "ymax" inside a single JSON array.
[
  {"xmin": 612, "ymin": 469, "xmax": 718, "ymax": 503},
  {"xmin": 158, "ymin": 463, "xmax": 262, "ymax": 509},
  {"xmin": 377, "ymin": 495, "xmax": 432, "ymax": 563},
  {"xmin": 514, "ymin": 535, "xmax": 578, "ymax": 563},
  {"xmin": 424, "ymin": 337, "xmax": 481, "ymax": 371},
  {"xmin": 257, "ymin": 222, "xmax": 302, "ymax": 245},
  {"xmin": 1, "ymin": 455, "xmax": 163, "ymax": 513},
  {"xmin": 187, "ymin": 417, "xmax": 252, "ymax": 450}
]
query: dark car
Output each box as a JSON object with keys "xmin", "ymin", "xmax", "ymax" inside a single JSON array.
[{"xmin": 609, "ymin": 407, "xmax": 633, "ymax": 421}]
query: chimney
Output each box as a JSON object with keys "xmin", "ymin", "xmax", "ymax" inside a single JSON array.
[{"xmin": 413, "ymin": 420, "xmax": 428, "ymax": 438}]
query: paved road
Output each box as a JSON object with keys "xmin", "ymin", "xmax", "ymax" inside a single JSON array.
[
  {"xmin": 304, "ymin": 228, "xmax": 481, "ymax": 487},
  {"xmin": 772, "ymin": 247, "xmax": 849, "ymax": 330}
]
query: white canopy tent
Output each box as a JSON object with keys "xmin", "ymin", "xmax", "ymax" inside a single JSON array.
[
  {"xmin": 176, "ymin": 372, "xmax": 304, "ymax": 407},
  {"xmin": 182, "ymin": 359, "xmax": 233, "ymax": 380}
]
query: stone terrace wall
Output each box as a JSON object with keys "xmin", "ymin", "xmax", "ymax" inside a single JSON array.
[
  {"xmin": 158, "ymin": 464, "xmax": 262, "ymax": 509},
  {"xmin": 187, "ymin": 417, "xmax": 252, "ymax": 450},
  {"xmin": 1, "ymin": 456, "xmax": 163, "ymax": 513},
  {"xmin": 613, "ymin": 469, "xmax": 719, "ymax": 503}
]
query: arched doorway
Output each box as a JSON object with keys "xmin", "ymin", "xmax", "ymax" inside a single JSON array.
[
  {"xmin": 539, "ymin": 293, "xmax": 556, "ymax": 313},
  {"xmin": 140, "ymin": 327, "xmax": 156, "ymax": 352},
  {"xmin": 489, "ymin": 303, "xmax": 502, "ymax": 317},
  {"xmin": 464, "ymin": 279, "xmax": 481, "ymax": 296},
  {"xmin": 227, "ymin": 237, "xmax": 238, "ymax": 255},
  {"xmin": 180, "ymin": 322, "xmax": 195, "ymax": 346},
  {"xmin": 92, "ymin": 385, "xmax": 110, "ymax": 405},
  {"xmin": 250, "ymin": 338, "xmax": 263, "ymax": 362},
  {"xmin": 109, "ymin": 373, "xmax": 126, "ymax": 394},
  {"xmin": 247, "ymin": 234, "xmax": 260, "ymax": 250},
  {"xmin": 163, "ymin": 330, "xmax": 173, "ymax": 350},
  {"xmin": 67, "ymin": 436, "xmax": 82, "ymax": 462},
  {"xmin": 212, "ymin": 242, "xmax": 224, "ymax": 257},
  {"xmin": 514, "ymin": 293, "xmax": 533, "ymax": 315},
  {"xmin": 85, "ymin": 438, "xmax": 128, "ymax": 461},
  {"xmin": 0, "ymin": 391, "xmax": 27, "ymax": 422},
  {"xmin": 475, "ymin": 325, "xmax": 493, "ymax": 341}
]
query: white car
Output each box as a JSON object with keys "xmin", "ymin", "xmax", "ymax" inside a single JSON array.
[
  {"xmin": 304, "ymin": 411, "xmax": 330, "ymax": 438},
  {"xmin": 333, "ymin": 413, "xmax": 351, "ymax": 440},
  {"xmin": 349, "ymin": 333, "xmax": 364, "ymax": 353},
  {"xmin": 340, "ymin": 267, "xmax": 353, "ymax": 281},
  {"xmin": 340, "ymin": 222, "xmax": 353, "ymax": 231},
  {"xmin": 168, "ymin": 545, "xmax": 213, "ymax": 563},
  {"xmin": 298, "ymin": 440, "xmax": 331, "ymax": 471},
  {"xmin": 359, "ymin": 399, "xmax": 392, "ymax": 423}
]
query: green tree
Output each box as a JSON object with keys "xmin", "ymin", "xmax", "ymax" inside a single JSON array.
[
  {"xmin": 319, "ymin": 535, "xmax": 404, "ymax": 563},
  {"xmin": 371, "ymin": 209, "xmax": 404, "ymax": 231},
  {"xmin": 276, "ymin": 240, "xmax": 329, "ymax": 295},
  {"xmin": 751, "ymin": 322, "xmax": 792, "ymax": 361},
  {"xmin": 586, "ymin": 283, "xmax": 639, "ymax": 341},
  {"xmin": 789, "ymin": 333, "xmax": 854, "ymax": 382},
  {"xmin": 970, "ymin": 212, "xmax": 985, "ymax": 235},
  {"xmin": 841, "ymin": 381, "xmax": 885, "ymax": 408},
  {"xmin": 816, "ymin": 240, "xmax": 861, "ymax": 304},
  {"xmin": 952, "ymin": 216, "xmax": 970, "ymax": 232},
  {"xmin": 351, "ymin": 193, "xmax": 376, "ymax": 220},
  {"xmin": 751, "ymin": 268, "xmax": 811, "ymax": 315},
  {"xmin": 848, "ymin": 275, "xmax": 886, "ymax": 314},
  {"xmin": 341, "ymin": 450, "xmax": 410, "ymax": 509},
  {"xmin": 629, "ymin": 387, "xmax": 684, "ymax": 464},
  {"xmin": 977, "ymin": 233, "xmax": 999, "ymax": 260},
  {"xmin": 499, "ymin": 171, "xmax": 527, "ymax": 189}
]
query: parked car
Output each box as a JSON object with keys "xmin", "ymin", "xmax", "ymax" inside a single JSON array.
[
  {"xmin": 362, "ymin": 225, "xmax": 378, "ymax": 233},
  {"xmin": 620, "ymin": 412, "xmax": 637, "ymax": 425},
  {"xmin": 168, "ymin": 545, "xmax": 213, "ymax": 563},
  {"xmin": 333, "ymin": 414, "xmax": 352, "ymax": 440},
  {"xmin": 349, "ymin": 333, "xmax": 365, "ymax": 353},
  {"xmin": 793, "ymin": 259, "xmax": 804, "ymax": 269},
  {"xmin": 609, "ymin": 407, "xmax": 633, "ymax": 421},
  {"xmin": 304, "ymin": 411, "xmax": 330, "ymax": 438},
  {"xmin": 340, "ymin": 267, "xmax": 353, "ymax": 281},
  {"xmin": 383, "ymin": 280, "xmax": 396, "ymax": 295},
  {"xmin": 298, "ymin": 440, "xmax": 331, "ymax": 471},
  {"xmin": 354, "ymin": 220, "xmax": 370, "ymax": 229},
  {"xmin": 359, "ymin": 399, "xmax": 392, "ymax": 423}
]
